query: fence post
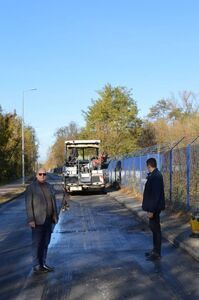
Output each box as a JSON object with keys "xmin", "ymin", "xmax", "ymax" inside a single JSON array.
[
  {"xmin": 169, "ymin": 137, "xmax": 185, "ymax": 203},
  {"xmin": 124, "ymin": 160, "xmax": 127, "ymax": 186},
  {"xmin": 140, "ymin": 156, "xmax": 142, "ymax": 193},
  {"xmin": 186, "ymin": 144, "xmax": 191, "ymax": 210},
  {"xmin": 169, "ymin": 150, "xmax": 173, "ymax": 202},
  {"xmin": 157, "ymin": 152, "xmax": 161, "ymax": 170},
  {"xmin": 186, "ymin": 135, "xmax": 199, "ymax": 210}
]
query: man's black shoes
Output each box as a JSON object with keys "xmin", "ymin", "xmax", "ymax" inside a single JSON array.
[
  {"xmin": 33, "ymin": 265, "xmax": 49, "ymax": 274},
  {"xmin": 43, "ymin": 264, "xmax": 55, "ymax": 272},
  {"xmin": 33, "ymin": 264, "xmax": 55, "ymax": 274},
  {"xmin": 145, "ymin": 252, "xmax": 161, "ymax": 261},
  {"xmin": 145, "ymin": 250, "xmax": 154, "ymax": 257}
]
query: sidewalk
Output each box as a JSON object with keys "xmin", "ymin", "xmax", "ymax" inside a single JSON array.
[
  {"xmin": 0, "ymin": 180, "xmax": 25, "ymax": 205},
  {"xmin": 109, "ymin": 190, "xmax": 199, "ymax": 262}
]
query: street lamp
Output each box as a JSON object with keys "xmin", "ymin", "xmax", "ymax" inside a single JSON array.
[{"xmin": 22, "ymin": 88, "xmax": 37, "ymax": 186}]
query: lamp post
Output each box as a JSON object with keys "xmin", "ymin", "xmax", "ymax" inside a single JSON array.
[{"xmin": 22, "ymin": 88, "xmax": 37, "ymax": 186}]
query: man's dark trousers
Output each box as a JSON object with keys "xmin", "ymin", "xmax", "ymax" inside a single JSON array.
[
  {"xmin": 149, "ymin": 212, "xmax": 161, "ymax": 256},
  {"xmin": 32, "ymin": 216, "xmax": 52, "ymax": 267}
]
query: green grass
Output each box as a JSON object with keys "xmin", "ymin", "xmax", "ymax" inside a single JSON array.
[{"xmin": 0, "ymin": 188, "xmax": 25, "ymax": 204}]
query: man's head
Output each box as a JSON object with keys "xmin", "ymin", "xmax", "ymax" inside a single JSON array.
[
  {"xmin": 36, "ymin": 168, "xmax": 47, "ymax": 183},
  {"xmin": 146, "ymin": 157, "xmax": 157, "ymax": 173}
]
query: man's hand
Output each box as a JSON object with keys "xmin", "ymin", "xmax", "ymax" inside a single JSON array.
[
  {"xmin": 29, "ymin": 221, "xmax": 36, "ymax": 228},
  {"xmin": 147, "ymin": 212, "xmax": 154, "ymax": 219}
]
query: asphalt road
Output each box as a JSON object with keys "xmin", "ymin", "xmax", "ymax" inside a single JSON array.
[{"xmin": 0, "ymin": 176, "xmax": 198, "ymax": 300}]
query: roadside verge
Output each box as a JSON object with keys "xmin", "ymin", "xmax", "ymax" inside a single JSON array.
[{"xmin": 0, "ymin": 186, "xmax": 25, "ymax": 205}]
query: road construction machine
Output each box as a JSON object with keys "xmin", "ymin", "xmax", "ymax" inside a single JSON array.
[{"xmin": 62, "ymin": 140, "xmax": 106, "ymax": 193}]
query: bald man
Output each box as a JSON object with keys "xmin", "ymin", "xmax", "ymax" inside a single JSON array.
[{"xmin": 25, "ymin": 168, "xmax": 58, "ymax": 273}]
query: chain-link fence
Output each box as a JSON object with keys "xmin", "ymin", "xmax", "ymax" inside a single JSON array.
[{"xmin": 107, "ymin": 136, "xmax": 199, "ymax": 210}]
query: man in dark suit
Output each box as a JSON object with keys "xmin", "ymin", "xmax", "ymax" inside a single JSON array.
[
  {"xmin": 25, "ymin": 168, "xmax": 58, "ymax": 273},
  {"xmin": 142, "ymin": 158, "xmax": 165, "ymax": 261}
]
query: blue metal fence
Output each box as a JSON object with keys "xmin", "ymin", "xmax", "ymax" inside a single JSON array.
[{"xmin": 107, "ymin": 138, "xmax": 199, "ymax": 210}]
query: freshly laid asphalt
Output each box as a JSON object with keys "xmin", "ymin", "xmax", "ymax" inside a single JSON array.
[
  {"xmin": 1, "ymin": 177, "xmax": 198, "ymax": 263},
  {"xmin": 0, "ymin": 176, "xmax": 198, "ymax": 299}
]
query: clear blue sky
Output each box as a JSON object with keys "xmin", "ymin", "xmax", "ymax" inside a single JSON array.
[{"xmin": 0, "ymin": 0, "xmax": 198, "ymax": 162}]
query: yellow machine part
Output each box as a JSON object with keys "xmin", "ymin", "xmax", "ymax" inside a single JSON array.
[{"xmin": 190, "ymin": 217, "xmax": 199, "ymax": 234}]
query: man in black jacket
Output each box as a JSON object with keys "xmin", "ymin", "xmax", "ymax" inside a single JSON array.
[
  {"xmin": 142, "ymin": 158, "xmax": 165, "ymax": 261},
  {"xmin": 25, "ymin": 168, "xmax": 58, "ymax": 273}
]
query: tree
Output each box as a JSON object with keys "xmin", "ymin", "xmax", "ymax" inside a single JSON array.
[
  {"xmin": 81, "ymin": 84, "xmax": 142, "ymax": 156},
  {"xmin": 146, "ymin": 91, "xmax": 199, "ymax": 145},
  {"xmin": 178, "ymin": 91, "xmax": 199, "ymax": 117},
  {"xmin": 0, "ymin": 107, "xmax": 38, "ymax": 182},
  {"xmin": 148, "ymin": 91, "xmax": 199, "ymax": 122},
  {"xmin": 137, "ymin": 122, "xmax": 157, "ymax": 148},
  {"xmin": 25, "ymin": 126, "xmax": 39, "ymax": 174},
  {"xmin": 147, "ymin": 99, "xmax": 175, "ymax": 120},
  {"xmin": 45, "ymin": 121, "xmax": 81, "ymax": 169},
  {"xmin": 0, "ymin": 111, "xmax": 13, "ymax": 180}
]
